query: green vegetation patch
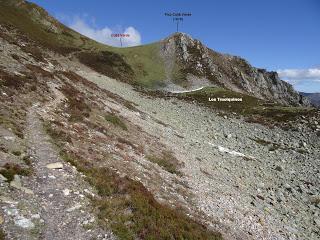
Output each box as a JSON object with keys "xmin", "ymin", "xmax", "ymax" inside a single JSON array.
[
  {"xmin": 0, "ymin": 2, "xmax": 167, "ymax": 87},
  {"xmin": 113, "ymin": 43, "xmax": 166, "ymax": 88},
  {"xmin": 176, "ymin": 87, "xmax": 316, "ymax": 124},
  {"xmin": 177, "ymin": 87, "xmax": 262, "ymax": 114},
  {"xmin": 147, "ymin": 151, "xmax": 182, "ymax": 175},
  {"xmin": 77, "ymin": 51, "xmax": 134, "ymax": 82},
  {"xmin": 105, "ymin": 114, "xmax": 128, "ymax": 131}
]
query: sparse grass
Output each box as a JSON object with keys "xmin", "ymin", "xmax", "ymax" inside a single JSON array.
[
  {"xmin": 176, "ymin": 87, "xmax": 316, "ymax": 125},
  {"xmin": 43, "ymin": 122, "xmax": 72, "ymax": 144},
  {"xmin": 0, "ymin": 112, "xmax": 25, "ymax": 139},
  {"xmin": 0, "ymin": 69, "xmax": 28, "ymax": 90},
  {"xmin": 22, "ymin": 155, "xmax": 32, "ymax": 165},
  {"xmin": 60, "ymin": 83, "xmax": 91, "ymax": 121},
  {"xmin": 0, "ymin": 163, "xmax": 32, "ymax": 182},
  {"xmin": 11, "ymin": 150, "xmax": 21, "ymax": 156},
  {"xmin": 44, "ymin": 123, "xmax": 222, "ymax": 240},
  {"xmin": 296, "ymin": 148, "xmax": 308, "ymax": 154},
  {"xmin": 60, "ymin": 151, "xmax": 221, "ymax": 240},
  {"xmin": 0, "ymin": 228, "xmax": 6, "ymax": 240},
  {"xmin": 250, "ymin": 138, "xmax": 270, "ymax": 146},
  {"xmin": 268, "ymin": 144, "xmax": 281, "ymax": 152},
  {"xmin": 251, "ymin": 137, "xmax": 282, "ymax": 152},
  {"xmin": 177, "ymin": 87, "xmax": 263, "ymax": 114},
  {"xmin": 0, "ymin": 144, "xmax": 8, "ymax": 153},
  {"xmin": 25, "ymin": 64, "xmax": 53, "ymax": 78},
  {"xmin": 251, "ymin": 137, "xmax": 309, "ymax": 154},
  {"xmin": 146, "ymin": 151, "xmax": 182, "ymax": 175},
  {"xmin": 21, "ymin": 45, "xmax": 46, "ymax": 62},
  {"xmin": 105, "ymin": 114, "xmax": 127, "ymax": 131}
]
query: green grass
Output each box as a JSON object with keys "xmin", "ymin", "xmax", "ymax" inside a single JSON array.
[
  {"xmin": 176, "ymin": 87, "xmax": 316, "ymax": 124},
  {"xmin": 0, "ymin": 1, "xmax": 108, "ymax": 53},
  {"xmin": 105, "ymin": 114, "xmax": 128, "ymax": 131},
  {"xmin": 113, "ymin": 43, "xmax": 166, "ymax": 88},
  {"xmin": 0, "ymin": 1, "xmax": 167, "ymax": 88},
  {"xmin": 177, "ymin": 87, "xmax": 263, "ymax": 114},
  {"xmin": 77, "ymin": 51, "xmax": 134, "ymax": 82},
  {"xmin": 146, "ymin": 151, "xmax": 182, "ymax": 175}
]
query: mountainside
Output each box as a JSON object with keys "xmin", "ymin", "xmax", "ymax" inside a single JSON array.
[
  {"xmin": 300, "ymin": 92, "xmax": 320, "ymax": 107},
  {"xmin": 0, "ymin": 1, "xmax": 319, "ymax": 240},
  {"xmin": 159, "ymin": 33, "xmax": 310, "ymax": 106},
  {"xmin": 0, "ymin": 0, "xmax": 310, "ymax": 107}
]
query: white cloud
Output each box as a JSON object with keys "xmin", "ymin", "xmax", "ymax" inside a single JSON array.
[
  {"xmin": 277, "ymin": 67, "xmax": 320, "ymax": 84},
  {"xmin": 67, "ymin": 16, "xmax": 141, "ymax": 47}
]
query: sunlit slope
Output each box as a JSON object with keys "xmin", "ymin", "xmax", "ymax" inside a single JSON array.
[{"xmin": 0, "ymin": 0, "xmax": 166, "ymax": 86}]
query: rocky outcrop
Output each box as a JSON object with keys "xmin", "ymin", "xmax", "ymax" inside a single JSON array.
[{"xmin": 161, "ymin": 33, "xmax": 310, "ymax": 106}]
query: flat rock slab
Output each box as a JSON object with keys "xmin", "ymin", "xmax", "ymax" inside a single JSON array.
[
  {"xmin": 10, "ymin": 175, "xmax": 34, "ymax": 194},
  {"xmin": 46, "ymin": 162, "xmax": 63, "ymax": 169}
]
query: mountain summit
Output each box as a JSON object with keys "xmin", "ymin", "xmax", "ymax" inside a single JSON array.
[
  {"xmin": 160, "ymin": 32, "xmax": 309, "ymax": 106},
  {"xmin": 0, "ymin": 0, "xmax": 309, "ymax": 106}
]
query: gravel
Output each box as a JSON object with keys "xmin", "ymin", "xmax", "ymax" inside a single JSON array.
[{"xmin": 78, "ymin": 69, "xmax": 320, "ymax": 240}]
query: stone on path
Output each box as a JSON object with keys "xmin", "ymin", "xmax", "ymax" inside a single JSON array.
[
  {"xmin": 14, "ymin": 217, "xmax": 34, "ymax": 229},
  {"xmin": 10, "ymin": 175, "xmax": 33, "ymax": 194},
  {"xmin": 46, "ymin": 162, "xmax": 63, "ymax": 169}
]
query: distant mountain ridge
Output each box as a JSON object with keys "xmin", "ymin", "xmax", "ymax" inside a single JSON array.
[
  {"xmin": 0, "ymin": 0, "xmax": 310, "ymax": 106},
  {"xmin": 300, "ymin": 92, "xmax": 320, "ymax": 107}
]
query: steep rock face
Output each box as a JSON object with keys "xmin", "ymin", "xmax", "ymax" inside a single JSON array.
[{"xmin": 161, "ymin": 33, "xmax": 310, "ymax": 106}]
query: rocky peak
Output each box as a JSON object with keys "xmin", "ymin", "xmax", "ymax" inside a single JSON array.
[
  {"xmin": 164, "ymin": 32, "xmax": 208, "ymax": 62},
  {"xmin": 161, "ymin": 33, "xmax": 310, "ymax": 106}
]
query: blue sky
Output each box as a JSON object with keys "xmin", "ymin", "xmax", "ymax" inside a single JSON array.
[{"xmin": 30, "ymin": 0, "xmax": 320, "ymax": 92}]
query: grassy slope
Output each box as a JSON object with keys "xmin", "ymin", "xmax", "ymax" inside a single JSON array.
[
  {"xmin": 176, "ymin": 87, "xmax": 315, "ymax": 124},
  {"xmin": 0, "ymin": 1, "xmax": 315, "ymax": 117},
  {"xmin": 113, "ymin": 44, "xmax": 166, "ymax": 88},
  {"xmin": 0, "ymin": 1, "xmax": 165, "ymax": 87},
  {"xmin": 0, "ymin": 2, "xmax": 102, "ymax": 52}
]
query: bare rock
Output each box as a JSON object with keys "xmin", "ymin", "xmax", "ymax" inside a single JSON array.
[{"xmin": 46, "ymin": 162, "xmax": 63, "ymax": 169}]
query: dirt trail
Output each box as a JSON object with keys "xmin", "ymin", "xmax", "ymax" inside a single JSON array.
[
  {"xmin": 26, "ymin": 105, "xmax": 116, "ymax": 240},
  {"xmin": 0, "ymin": 104, "xmax": 115, "ymax": 240}
]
